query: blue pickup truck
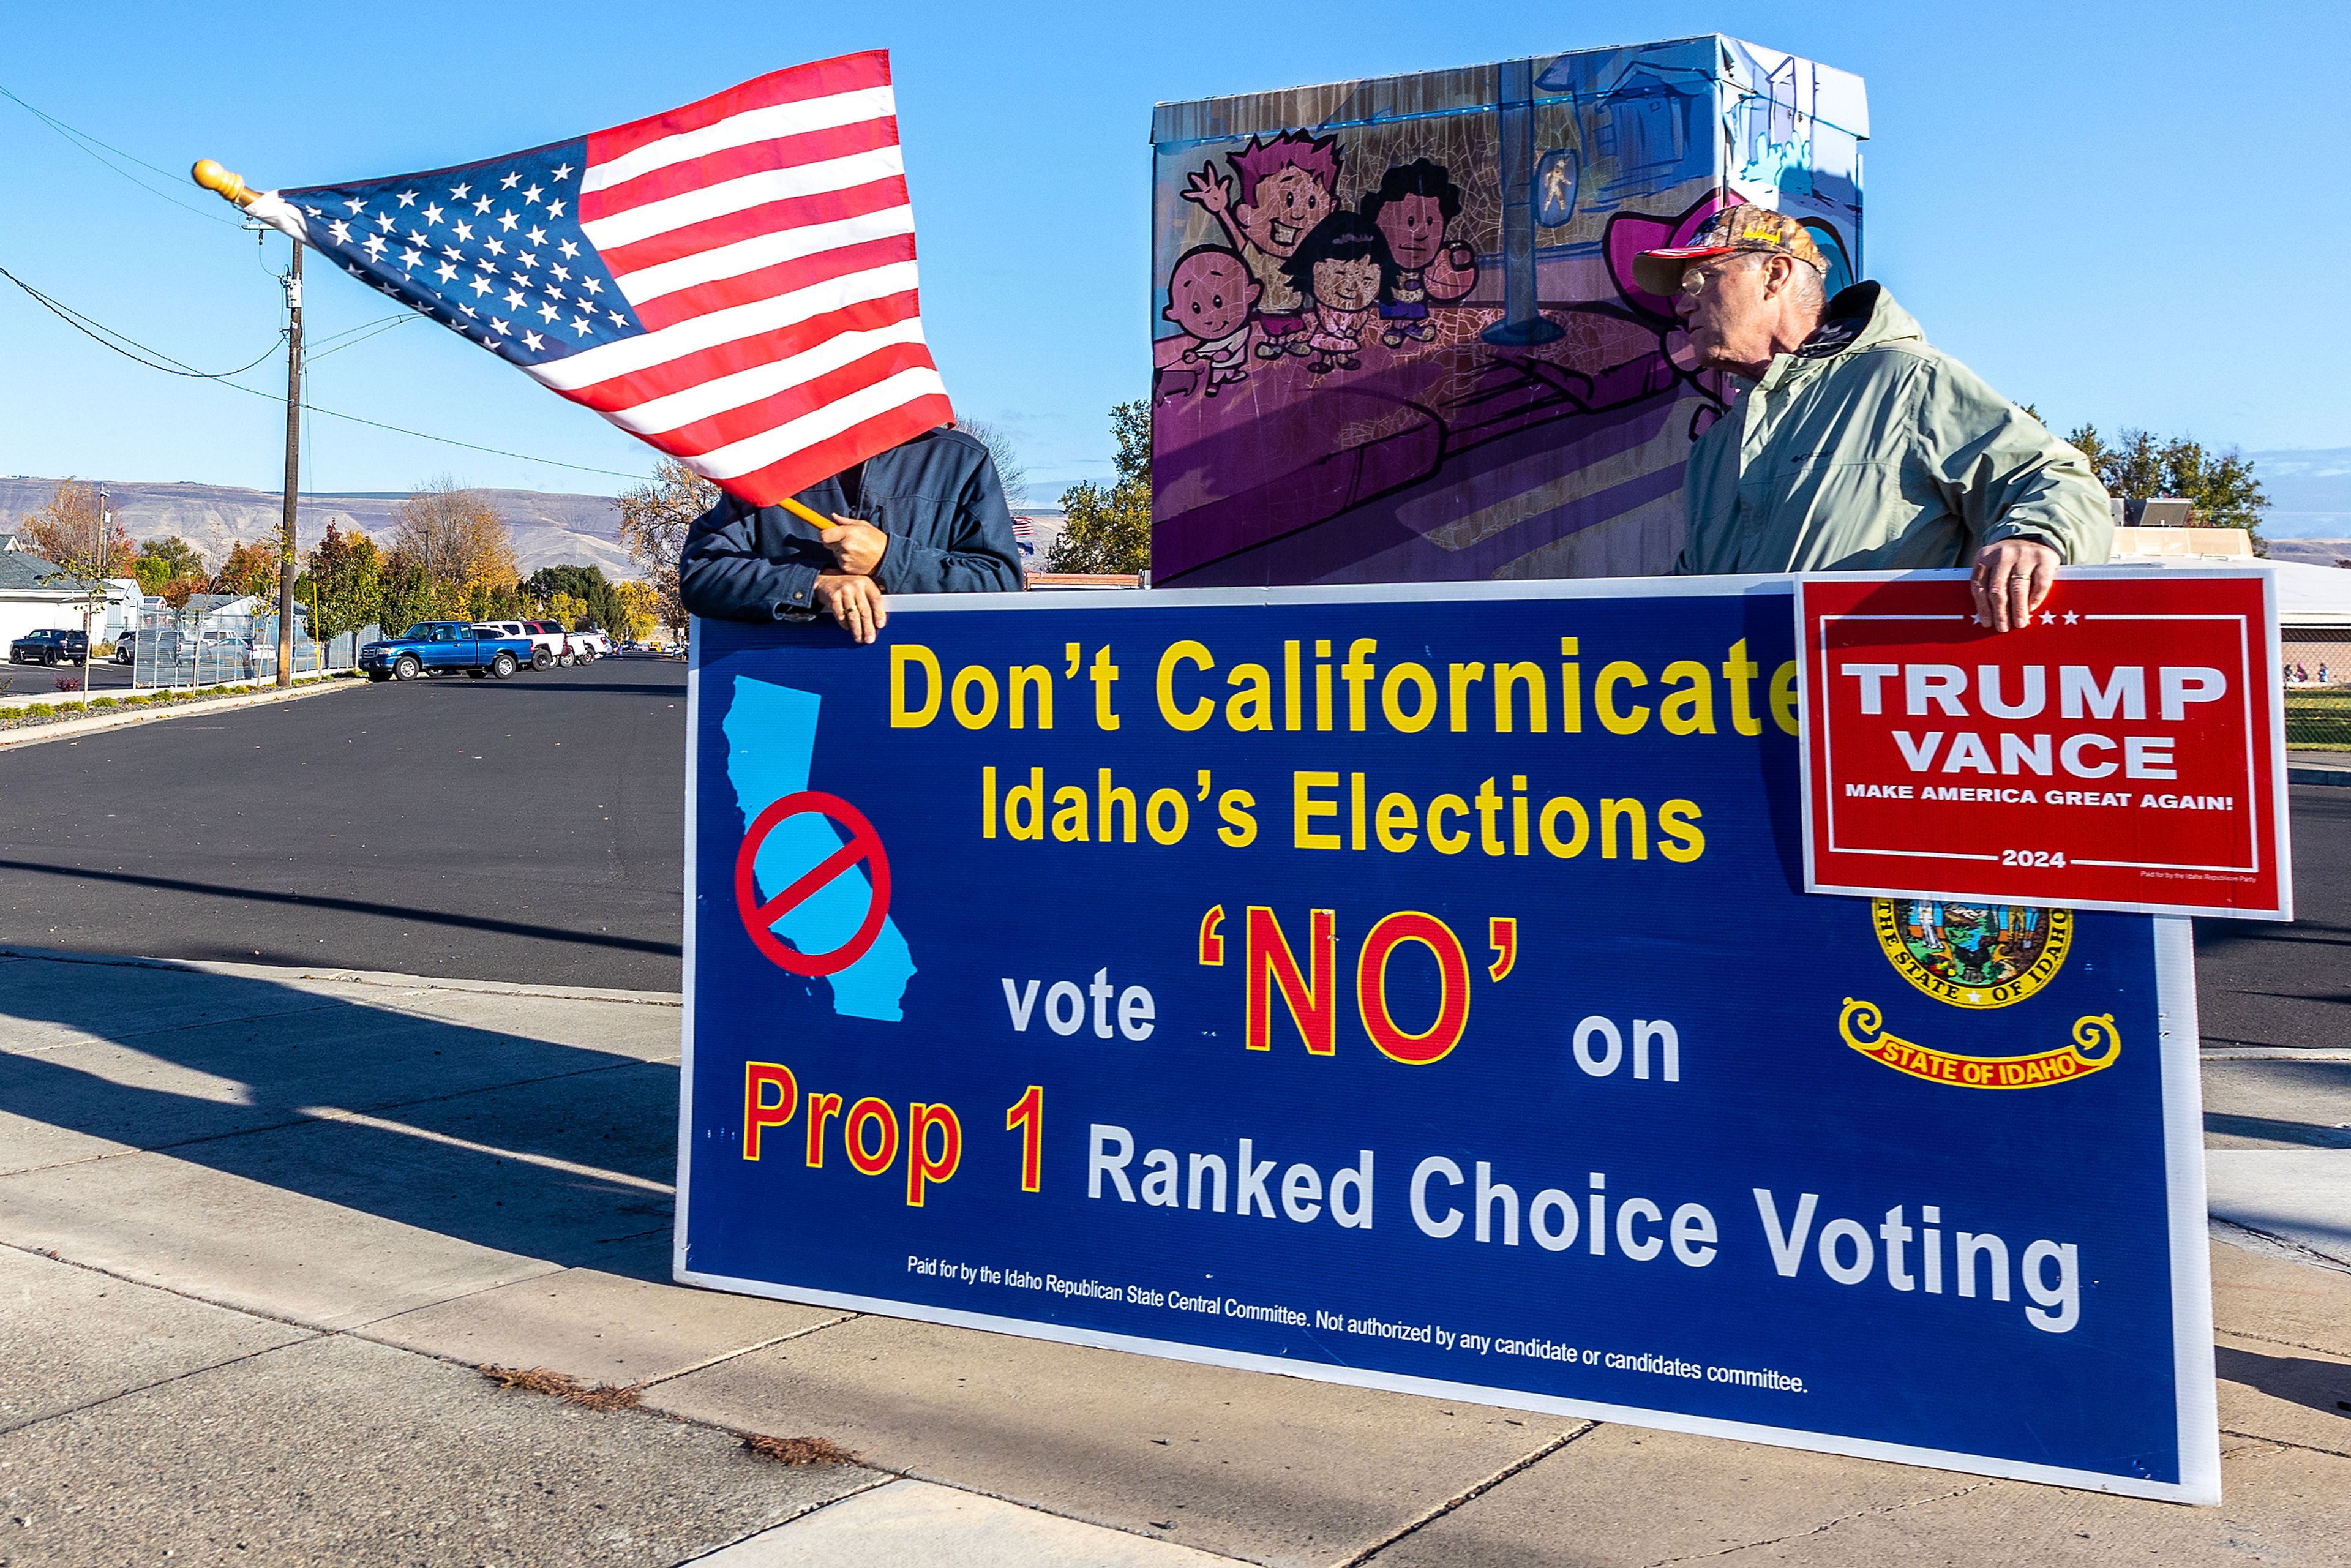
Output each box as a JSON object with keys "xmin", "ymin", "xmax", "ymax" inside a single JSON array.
[{"xmin": 359, "ymin": 621, "xmax": 535, "ymax": 682}]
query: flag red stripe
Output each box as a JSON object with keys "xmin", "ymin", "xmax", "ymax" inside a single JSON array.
[
  {"xmin": 716, "ymin": 392, "xmax": 956, "ymax": 508},
  {"xmin": 580, "ymin": 116, "xmax": 899, "ymax": 223},
  {"xmin": 587, "ymin": 50, "xmax": 891, "ymax": 168},
  {"xmin": 594, "ymin": 178, "xmax": 908, "ymax": 278},
  {"xmin": 558, "ymin": 290, "xmax": 925, "ymax": 413},
  {"xmin": 634, "ymin": 341, "xmax": 942, "ymax": 456},
  {"xmin": 631, "ymin": 233, "xmax": 917, "ymax": 332}
]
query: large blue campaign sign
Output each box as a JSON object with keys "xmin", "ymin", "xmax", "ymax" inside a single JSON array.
[{"xmin": 677, "ymin": 579, "xmax": 2218, "ymax": 1504}]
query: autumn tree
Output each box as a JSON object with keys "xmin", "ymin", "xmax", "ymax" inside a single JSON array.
[
  {"xmin": 135, "ymin": 536, "xmax": 206, "ymax": 596},
  {"xmin": 615, "ymin": 579, "xmax": 659, "ymax": 640},
  {"xmin": 299, "ymin": 523, "xmax": 384, "ymax": 640},
  {"xmin": 523, "ymin": 563, "xmax": 628, "ymax": 635},
  {"xmin": 1048, "ymin": 401, "xmax": 1150, "ymax": 575},
  {"xmin": 617, "ymin": 457, "xmax": 714, "ymax": 634},
  {"xmin": 2066, "ymin": 424, "xmax": 2269, "ymax": 550},
  {"xmin": 18, "ymin": 479, "xmax": 135, "ymax": 577},
  {"xmin": 211, "ymin": 540, "xmax": 282, "ymax": 599},
  {"xmin": 392, "ymin": 477, "xmax": 519, "ymax": 595}
]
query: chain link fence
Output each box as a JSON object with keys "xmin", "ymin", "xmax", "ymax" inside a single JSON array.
[{"xmin": 130, "ymin": 607, "xmax": 375, "ymax": 690}]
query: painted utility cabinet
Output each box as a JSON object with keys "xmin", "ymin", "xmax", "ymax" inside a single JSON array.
[{"xmin": 1149, "ymin": 36, "xmax": 1865, "ymax": 587}]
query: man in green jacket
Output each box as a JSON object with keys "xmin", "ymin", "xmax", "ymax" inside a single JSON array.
[{"xmin": 1637, "ymin": 210, "xmax": 2110, "ymax": 631}]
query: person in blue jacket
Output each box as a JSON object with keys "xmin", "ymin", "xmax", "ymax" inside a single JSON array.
[{"xmin": 678, "ymin": 426, "xmax": 1025, "ymax": 643}]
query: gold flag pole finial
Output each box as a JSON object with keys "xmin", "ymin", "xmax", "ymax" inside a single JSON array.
[{"xmin": 191, "ymin": 159, "xmax": 258, "ymax": 209}]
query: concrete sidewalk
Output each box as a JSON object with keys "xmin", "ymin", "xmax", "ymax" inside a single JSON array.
[{"xmin": 2, "ymin": 950, "xmax": 2345, "ymax": 1566}]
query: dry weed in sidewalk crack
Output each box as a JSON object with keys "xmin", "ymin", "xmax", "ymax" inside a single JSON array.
[
  {"xmin": 479, "ymin": 1364, "xmax": 643, "ymax": 1411},
  {"xmin": 743, "ymin": 1434, "xmax": 858, "ymax": 1466}
]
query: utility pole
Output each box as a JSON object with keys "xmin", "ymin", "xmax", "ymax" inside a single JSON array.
[
  {"xmin": 84, "ymin": 485, "xmax": 103, "ymax": 710},
  {"xmin": 189, "ymin": 160, "xmax": 304, "ymax": 685},
  {"xmin": 277, "ymin": 242, "xmax": 302, "ymax": 687}
]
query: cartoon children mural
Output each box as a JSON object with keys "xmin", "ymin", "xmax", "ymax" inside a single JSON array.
[
  {"xmin": 1161, "ymin": 244, "xmax": 1261, "ymax": 396},
  {"xmin": 1280, "ymin": 212, "xmax": 1394, "ymax": 374},
  {"xmin": 1180, "ymin": 130, "xmax": 1342, "ymax": 360},
  {"xmin": 1358, "ymin": 158, "xmax": 1477, "ymax": 347}
]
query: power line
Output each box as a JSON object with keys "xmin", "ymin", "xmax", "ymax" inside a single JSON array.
[
  {"xmin": 0, "ymin": 81, "xmax": 242, "ymax": 227},
  {"xmin": 307, "ymin": 313, "xmax": 416, "ymax": 362},
  {"xmin": 1, "ymin": 258, "xmax": 646, "ymax": 481},
  {"xmin": 0, "ymin": 263, "xmax": 283, "ymax": 378}
]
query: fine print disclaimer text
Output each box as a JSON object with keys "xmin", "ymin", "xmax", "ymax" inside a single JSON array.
[{"xmin": 903, "ymin": 1253, "xmax": 1807, "ymax": 1393}]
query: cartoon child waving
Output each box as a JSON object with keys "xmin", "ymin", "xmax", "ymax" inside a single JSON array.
[{"xmin": 1180, "ymin": 130, "xmax": 1343, "ymax": 360}]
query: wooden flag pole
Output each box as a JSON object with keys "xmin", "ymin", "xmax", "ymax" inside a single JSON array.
[{"xmin": 776, "ymin": 496, "xmax": 833, "ymax": 530}]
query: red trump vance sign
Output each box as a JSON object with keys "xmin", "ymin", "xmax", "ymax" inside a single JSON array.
[{"xmin": 1797, "ymin": 571, "xmax": 2290, "ymax": 921}]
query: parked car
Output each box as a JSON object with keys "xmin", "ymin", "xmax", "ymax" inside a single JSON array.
[
  {"xmin": 9, "ymin": 629, "xmax": 89, "ymax": 666},
  {"xmin": 571, "ymin": 626, "xmax": 612, "ymax": 661},
  {"xmin": 111, "ymin": 629, "xmax": 138, "ymax": 665},
  {"xmin": 521, "ymin": 619, "xmax": 583, "ymax": 667},
  {"xmin": 358, "ymin": 622, "xmax": 533, "ymax": 681}
]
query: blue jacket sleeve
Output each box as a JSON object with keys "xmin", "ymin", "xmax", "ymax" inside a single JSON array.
[
  {"xmin": 872, "ymin": 453, "xmax": 1026, "ymax": 595},
  {"xmin": 678, "ymin": 495, "xmax": 827, "ymax": 622}
]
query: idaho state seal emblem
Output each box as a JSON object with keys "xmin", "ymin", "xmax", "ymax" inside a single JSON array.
[{"xmin": 1872, "ymin": 899, "xmax": 2071, "ymax": 1009}]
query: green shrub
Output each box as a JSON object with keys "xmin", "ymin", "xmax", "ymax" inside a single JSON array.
[
  {"xmin": 24, "ymin": 703, "xmax": 53, "ymax": 718},
  {"xmin": 88, "ymin": 697, "xmax": 118, "ymax": 710}
]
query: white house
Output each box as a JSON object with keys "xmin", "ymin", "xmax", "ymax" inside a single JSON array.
[{"xmin": 0, "ymin": 554, "xmax": 142, "ymax": 650}]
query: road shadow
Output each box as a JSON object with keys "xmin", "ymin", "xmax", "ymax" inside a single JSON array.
[
  {"xmin": 0, "ymin": 958, "xmax": 678, "ymax": 1283},
  {"xmin": 0, "ymin": 860, "xmax": 679, "ymax": 961}
]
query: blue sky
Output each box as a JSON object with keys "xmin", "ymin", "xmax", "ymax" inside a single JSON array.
[{"xmin": 0, "ymin": 1, "xmax": 2338, "ymax": 503}]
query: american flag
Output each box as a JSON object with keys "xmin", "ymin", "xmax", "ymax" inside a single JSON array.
[{"xmin": 249, "ymin": 51, "xmax": 951, "ymax": 506}]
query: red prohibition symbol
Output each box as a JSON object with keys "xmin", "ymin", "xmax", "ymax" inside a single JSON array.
[{"xmin": 733, "ymin": 790, "xmax": 892, "ymax": 977}]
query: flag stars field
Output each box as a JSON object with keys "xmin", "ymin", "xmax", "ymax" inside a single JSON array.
[{"xmin": 248, "ymin": 48, "xmax": 951, "ymax": 506}]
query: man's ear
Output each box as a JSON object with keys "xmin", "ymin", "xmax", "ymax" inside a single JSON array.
[
  {"xmin": 1245, "ymin": 279, "xmax": 1262, "ymax": 305},
  {"xmin": 1162, "ymin": 302, "xmax": 1177, "ymax": 323}
]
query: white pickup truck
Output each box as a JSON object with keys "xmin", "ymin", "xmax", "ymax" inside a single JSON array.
[
  {"xmin": 569, "ymin": 626, "xmax": 612, "ymax": 661},
  {"xmin": 482, "ymin": 620, "xmax": 569, "ymax": 670}
]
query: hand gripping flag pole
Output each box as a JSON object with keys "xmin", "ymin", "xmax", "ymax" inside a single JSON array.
[{"xmin": 192, "ymin": 50, "xmax": 946, "ymax": 533}]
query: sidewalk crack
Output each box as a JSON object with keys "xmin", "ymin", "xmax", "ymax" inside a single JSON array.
[
  {"xmin": 1334, "ymin": 1421, "xmax": 1599, "ymax": 1567},
  {"xmin": 639, "ymin": 1311, "xmax": 863, "ymax": 1390},
  {"xmin": 2221, "ymin": 1427, "xmax": 2351, "ymax": 1461},
  {"xmin": 1638, "ymin": 1479, "xmax": 1994, "ymax": 1566}
]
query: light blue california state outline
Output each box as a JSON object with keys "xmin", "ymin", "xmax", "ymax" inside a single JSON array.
[{"xmin": 722, "ymin": 675, "xmax": 915, "ymax": 1021}]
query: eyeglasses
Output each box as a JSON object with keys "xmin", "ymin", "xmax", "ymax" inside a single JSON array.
[{"xmin": 1676, "ymin": 254, "xmax": 1759, "ymax": 297}]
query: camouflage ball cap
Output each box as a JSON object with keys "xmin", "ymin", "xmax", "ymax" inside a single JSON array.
[{"xmin": 1633, "ymin": 208, "xmax": 1826, "ymax": 297}]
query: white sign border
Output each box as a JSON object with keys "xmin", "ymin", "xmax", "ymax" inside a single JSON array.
[{"xmin": 675, "ymin": 571, "xmax": 2221, "ymax": 1507}]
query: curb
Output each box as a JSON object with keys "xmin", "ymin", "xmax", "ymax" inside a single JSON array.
[
  {"xmin": 2286, "ymin": 763, "xmax": 2350, "ymax": 788},
  {"xmin": 0, "ymin": 678, "xmax": 362, "ymax": 751},
  {"xmin": 0, "ymin": 944, "xmax": 683, "ymax": 1008}
]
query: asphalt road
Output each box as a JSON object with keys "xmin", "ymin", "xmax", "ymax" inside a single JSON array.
[
  {"xmin": 0, "ymin": 657, "xmax": 2342, "ymax": 1046},
  {"xmin": 0, "ymin": 655, "xmax": 688, "ymax": 991}
]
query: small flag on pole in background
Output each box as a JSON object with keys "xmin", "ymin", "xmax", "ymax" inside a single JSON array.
[{"xmin": 222, "ymin": 51, "xmax": 951, "ymax": 508}]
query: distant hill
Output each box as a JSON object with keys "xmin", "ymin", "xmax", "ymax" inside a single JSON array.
[
  {"xmin": 2246, "ymin": 449, "xmax": 2351, "ymax": 538},
  {"xmin": 2268, "ymin": 538, "xmax": 2350, "ymax": 568},
  {"xmin": 0, "ymin": 476, "xmax": 640, "ymax": 580}
]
